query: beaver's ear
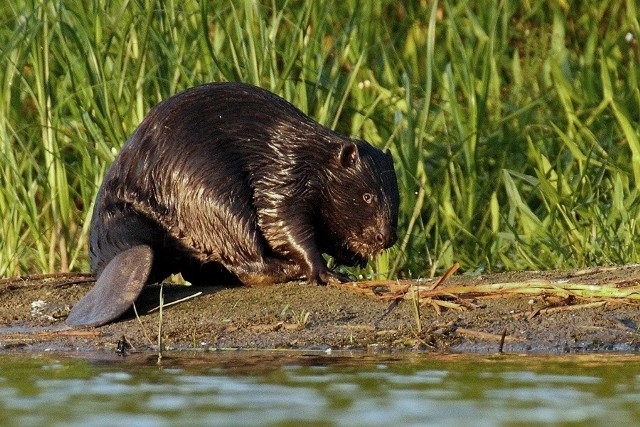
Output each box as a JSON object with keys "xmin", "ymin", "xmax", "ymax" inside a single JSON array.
[{"xmin": 338, "ymin": 140, "xmax": 358, "ymax": 168}]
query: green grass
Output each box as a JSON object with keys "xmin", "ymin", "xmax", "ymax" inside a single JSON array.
[{"xmin": 1, "ymin": 0, "xmax": 639, "ymax": 279}]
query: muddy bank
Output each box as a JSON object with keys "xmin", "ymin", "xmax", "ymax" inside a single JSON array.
[{"xmin": 1, "ymin": 265, "xmax": 640, "ymax": 355}]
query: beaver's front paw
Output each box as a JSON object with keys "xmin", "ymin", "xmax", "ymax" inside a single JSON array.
[{"xmin": 309, "ymin": 267, "xmax": 352, "ymax": 285}]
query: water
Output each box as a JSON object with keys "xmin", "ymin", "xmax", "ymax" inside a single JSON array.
[{"xmin": 0, "ymin": 351, "xmax": 639, "ymax": 426}]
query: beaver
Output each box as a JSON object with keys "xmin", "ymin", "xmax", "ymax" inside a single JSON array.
[{"xmin": 66, "ymin": 82, "xmax": 399, "ymax": 327}]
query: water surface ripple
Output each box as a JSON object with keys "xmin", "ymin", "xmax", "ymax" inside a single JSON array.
[{"xmin": 0, "ymin": 352, "xmax": 638, "ymax": 426}]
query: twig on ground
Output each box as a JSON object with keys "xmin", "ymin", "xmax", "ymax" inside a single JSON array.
[
  {"xmin": 148, "ymin": 291, "xmax": 203, "ymax": 313},
  {"xmin": 132, "ymin": 303, "xmax": 155, "ymax": 346},
  {"xmin": 428, "ymin": 262, "xmax": 460, "ymax": 290},
  {"xmin": 498, "ymin": 328, "xmax": 507, "ymax": 353},
  {"xmin": 455, "ymin": 327, "xmax": 520, "ymax": 343},
  {"xmin": 0, "ymin": 273, "xmax": 95, "ymax": 289},
  {"xmin": 520, "ymin": 301, "xmax": 608, "ymax": 319},
  {"xmin": 338, "ymin": 278, "xmax": 640, "ymax": 312},
  {"xmin": 0, "ymin": 329, "xmax": 102, "ymax": 340}
]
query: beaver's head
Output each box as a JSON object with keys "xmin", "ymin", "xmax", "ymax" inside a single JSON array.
[{"xmin": 319, "ymin": 138, "xmax": 399, "ymax": 266}]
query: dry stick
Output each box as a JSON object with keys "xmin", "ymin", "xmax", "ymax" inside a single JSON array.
[
  {"xmin": 569, "ymin": 264, "xmax": 640, "ymax": 277},
  {"xmin": 0, "ymin": 272, "xmax": 91, "ymax": 283},
  {"xmin": 0, "ymin": 279, "xmax": 96, "ymax": 290},
  {"xmin": 0, "ymin": 329, "xmax": 102, "ymax": 340},
  {"xmin": 410, "ymin": 283, "xmax": 422, "ymax": 333},
  {"xmin": 428, "ymin": 262, "xmax": 460, "ymax": 290},
  {"xmin": 0, "ymin": 274, "xmax": 95, "ymax": 288},
  {"xmin": 132, "ymin": 303, "xmax": 155, "ymax": 347},
  {"xmin": 375, "ymin": 299, "xmax": 400, "ymax": 327},
  {"xmin": 456, "ymin": 327, "xmax": 519, "ymax": 342},
  {"xmin": 546, "ymin": 301, "xmax": 607, "ymax": 311},
  {"xmin": 49, "ymin": 278, "xmax": 95, "ymax": 287},
  {"xmin": 519, "ymin": 301, "xmax": 608, "ymax": 319},
  {"xmin": 340, "ymin": 275, "xmax": 640, "ymax": 317},
  {"xmin": 414, "ymin": 281, "xmax": 640, "ymax": 301},
  {"xmin": 498, "ymin": 328, "xmax": 507, "ymax": 353},
  {"xmin": 148, "ymin": 292, "xmax": 203, "ymax": 313}
]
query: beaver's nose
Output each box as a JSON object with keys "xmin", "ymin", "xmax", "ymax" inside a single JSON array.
[{"xmin": 376, "ymin": 227, "xmax": 397, "ymax": 249}]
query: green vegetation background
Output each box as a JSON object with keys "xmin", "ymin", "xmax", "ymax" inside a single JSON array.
[{"xmin": 1, "ymin": 0, "xmax": 639, "ymax": 279}]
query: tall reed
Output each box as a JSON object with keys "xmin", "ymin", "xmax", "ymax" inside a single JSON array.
[{"xmin": 1, "ymin": 0, "xmax": 639, "ymax": 279}]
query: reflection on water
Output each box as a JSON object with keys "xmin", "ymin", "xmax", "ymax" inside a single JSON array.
[{"xmin": 0, "ymin": 351, "xmax": 639, "ymax": 426}]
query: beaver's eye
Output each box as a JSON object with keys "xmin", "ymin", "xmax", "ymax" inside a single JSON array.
[{"xmin": 363, "ymin": 193, "xmax": 373, "ymax": 203}]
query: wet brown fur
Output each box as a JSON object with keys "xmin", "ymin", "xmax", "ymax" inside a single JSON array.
[{"xmin": 90, "ymin": 82, "xmax": 399, "ymax": 287}]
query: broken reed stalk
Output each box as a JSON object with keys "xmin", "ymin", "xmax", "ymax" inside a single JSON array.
[
  {"xmin": 341, "ymin": 277, "xmax": 640, "ymax": 307},
  {"xmin": 428, "ymin": 262, "xmax": 460, "ymax": 290},
  {"xmin": 132, "ymin": 303, "xmax": 155, "ymax": 347},
  {"xmin": 410, "ymin": 283, "xmax": 422, "ymax": 333},
  {"xmin": 148, "ymin": 291, "xmax": 202, "ymax": 313},
  {"xmin": 157, "ymin": 282, "xmax": 164, "ymax": 363},
  {"xmin": 413, "ymin": 281, "xmax": 640, "ymax": 301}
]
